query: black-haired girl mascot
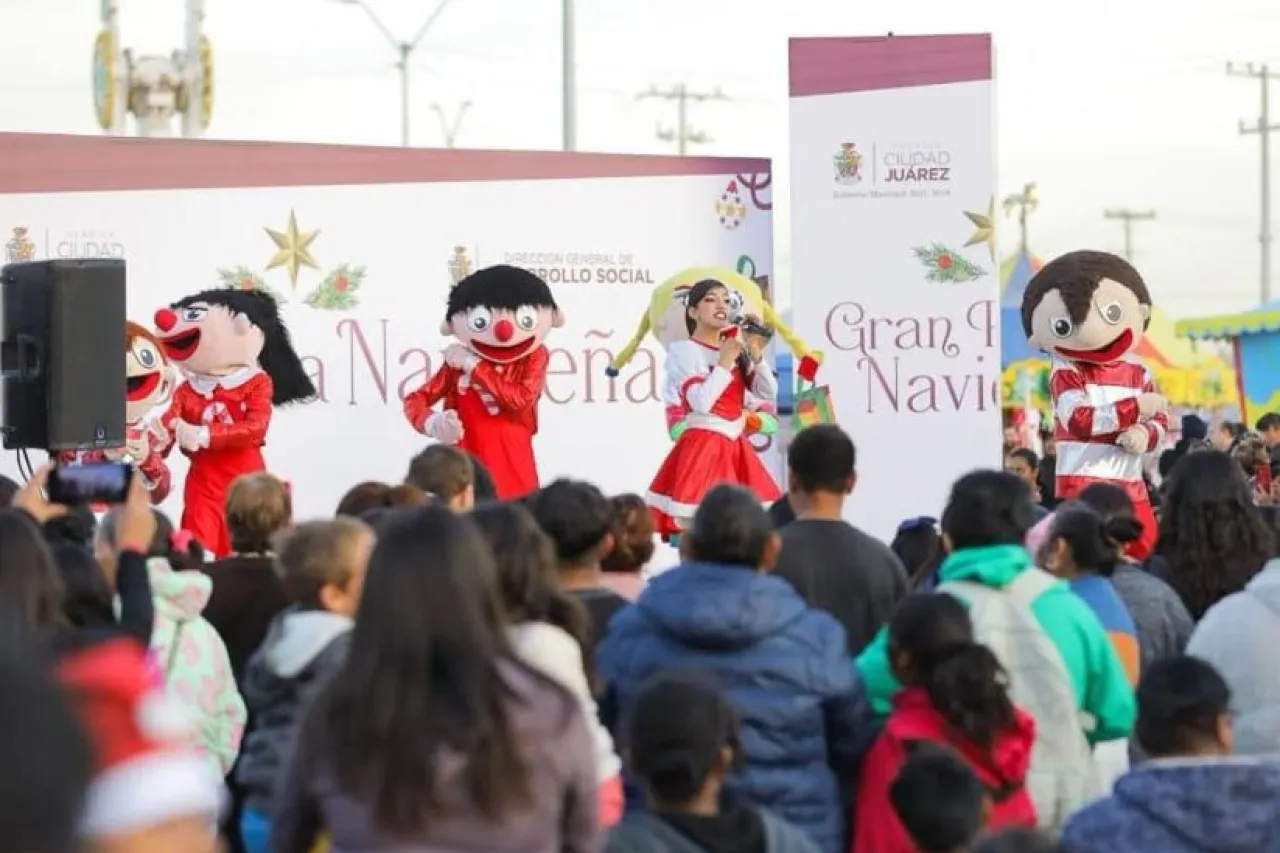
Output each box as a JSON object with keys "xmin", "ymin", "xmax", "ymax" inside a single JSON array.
[
  {"xmin": 403, "ymin": 265, "xmax": 563, "ymax": 500},
  {"xmin": 152, "ymin": 288, "xmax": 315, "ymax": 557}
]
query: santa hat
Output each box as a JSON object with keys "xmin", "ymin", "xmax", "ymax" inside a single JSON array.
[{"xmin": 56, "ymin": 638, "xmax": 223, "ymax": 838}]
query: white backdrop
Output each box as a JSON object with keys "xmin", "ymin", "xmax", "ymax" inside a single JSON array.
[
  {"xmin": 789, "ymin": 35, "xmax": 1000, "ymax": 541},
  {"xmin": 1, "ymin": 170, "xmax": 775, "ymax": 525}
]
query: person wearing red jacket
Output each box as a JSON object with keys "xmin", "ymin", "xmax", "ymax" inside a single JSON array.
[
  {"xmin": 853, "ymin": 594, "xmax": 1037, "ymax": 853},
  {"xmin": 402, "ymin": 265, "xmax": 563, "ymax": 501},
  {"xmin": 152, "ymin": 288, "xmax": 315, "ymax": 557}
]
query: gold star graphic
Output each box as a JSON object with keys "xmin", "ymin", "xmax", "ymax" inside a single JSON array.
[
  {"xmin": 962, "ymin": 197, "xmax": 996, "ymax": 261},
  {"xmin": 264, "ymin": 210, "xmax": 320, "ymax": 290}
]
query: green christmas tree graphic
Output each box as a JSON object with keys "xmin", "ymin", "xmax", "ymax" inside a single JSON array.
[{"xmin": 911, "ymin": 243, "xmax": 988, "ymax": 283}]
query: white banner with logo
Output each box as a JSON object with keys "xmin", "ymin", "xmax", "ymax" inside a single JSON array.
[
  {"xmin": 788, "ymin": 34, "xmax": 1000, "ymax": 541},
  {"xmin": 1, "ymin": 150, "xmax": 777, "ymax": 525}
]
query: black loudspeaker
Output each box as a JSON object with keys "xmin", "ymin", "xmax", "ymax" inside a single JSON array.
[{"xmin": 1, "ymin": 259, "xmax": 126, "ymax": 451}]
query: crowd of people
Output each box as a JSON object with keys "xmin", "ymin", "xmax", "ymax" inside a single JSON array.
[{"xmin": 3, "ymin": 414, "xmax": 1280, "ymax": 853}]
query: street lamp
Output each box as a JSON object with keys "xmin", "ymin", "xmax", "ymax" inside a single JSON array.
[{"xmin": 333, "ymin": 0, "xmax": 454, "ymax": 147}]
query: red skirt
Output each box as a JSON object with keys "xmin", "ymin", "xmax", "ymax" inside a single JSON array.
[{"xmin": 645, "ymin": 427, "xmax": 781, "ymax": 536}]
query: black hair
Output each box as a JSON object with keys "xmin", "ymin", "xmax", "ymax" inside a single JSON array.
[
  {"xmin": 1047, "ymin": 504, "xmax": 1141, "ymax": 577},
  {"xmin": 172, "ymin": 287, "xmax": 317, "ymax": 405},
  {"xmin": 626, "ymin": 673, "xmax": 740, "ymax": 806},
  {"xmin": 890, "ymin": 594, "xmax": 1018, "ymax": 754},
  {"xmin": 970, "ymin": 828, "xmax": 1064, "ymax": 853},
  {"xmin": 0, "ymin": 510, "xmax": 67, "ymax": 637},
  {"xmin": 41, "ymin": 506, "xmax": 97, "ymax": 550},
  {"xmin": 1006, "ymin": 447, "xmax": 1038, "ymax": 471},
  {"xmin": 0, "ymin": 632, "xmax": 94, "ymax": 853},
  {"xmin": 889, "ymin": 743, "xmax": 987, "ymax": 853},
  {"xmin": 788, "ymin": 424, "xmax": 856, "ymax": 493},
  {"xmin": 1075, "ymin": 481, "xmax": 1135, "ymax": 520},
  {"xmin": 1134, "ymin": 655, "xmax": 1231, "ymax": 758},
  {"xmin": 892, "ymin": 517, "xmax": 945, "ymax": 589},
  {"xmin": 0, "ymin": 474, "xmax": 18, "ymax": 507},
  {"xmin": 444, "ymin": 265, "xmax": 558, "ymax": 322},
  {"xmin": 1156, "ymin": 450, "xmax": 1273, "ymax": 619},
  {"xmin": 1255, "ymin": 412, "xmax": 1280, "ymax": 433},
  {"xmin": 51, "ymin": 543, "xmax": 114, "ymax": 631},
  {"xmin": 98, "ymin": 507, "xmax": 177, "ymax": 559},
  {"xmin": 302, "ymin": 505, "xmax": 569, "ymax": 835},
  {"xmin": 525, "ymin": 478, "xmax": 614, "ymax": 565},
  {"xmin": 469, "ymin": 453, "xmax": 498, "ymax": 504},
  {"xmin": 686, "ymin": 485, "xmax": 774, "ymax": 569},
  {"xmin": 941, "ymin": 470, "xmax": 1034, "ymax": 551},
  {"xmin": 683, "ymin": 278, "xmax": 753, "ymax": 383}
]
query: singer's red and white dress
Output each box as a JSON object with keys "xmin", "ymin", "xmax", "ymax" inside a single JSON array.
[{"xmin": 645, "ymin": 338, "xmax": 782, "ymax": 536}]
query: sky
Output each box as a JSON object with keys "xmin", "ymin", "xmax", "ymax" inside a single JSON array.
[{"xmin": 3, "ymin": 0, "xmax": 1280, "ymax": 319}]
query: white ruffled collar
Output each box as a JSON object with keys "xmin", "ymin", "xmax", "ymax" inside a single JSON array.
[{"xmin": 184, "ymin": 365, "xmax": 262, "ymax": 397}]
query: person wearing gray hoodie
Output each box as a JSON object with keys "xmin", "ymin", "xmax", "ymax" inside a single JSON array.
[{"xmin": 235, "ymin": 518, "xmax": 372, "ymax": 853}]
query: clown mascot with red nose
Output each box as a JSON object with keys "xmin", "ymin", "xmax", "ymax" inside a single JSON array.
[
  {"xmin": 403, "ymin": 265, "xmax": 563, "ymax": 500},
  {"xmin": 1022, "ymin": 250, "xmax": 1169, "ymax": 560},
  {"xmin": 153, "ymin": 288, "xmax": 315, "ymax": 557}
]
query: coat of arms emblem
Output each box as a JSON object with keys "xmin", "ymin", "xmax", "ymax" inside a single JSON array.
[
  {"xmin": 833, "ymin": 143, "xmax": 863, "ymax": 184},
  {"xmin": 4, "ymin": 227, "xmax": 36, "ymax": 263}
]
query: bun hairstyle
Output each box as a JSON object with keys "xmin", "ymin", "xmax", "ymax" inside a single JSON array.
[
  {"xmin": 626, "ymin": 674, "xmax": 741, "ymax": 804},
  {"xmin": 891, "ymin": 594, "xmax": 1017, "ymax": 751},
  {"xmin": 1048, "ymin": 503, "xmax": 1140, "ymax": 577}
]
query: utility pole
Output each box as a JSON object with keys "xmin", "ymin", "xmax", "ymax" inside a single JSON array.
[
  {"xmin": 562, "ymin": 0, "xmax": 576, "ymax": 150},
  {"xmin": 1228, "ymin": 61, "xmax": 1280, "ymax": 303},
  {"xmin": 1001, "ymin": 182, "xmax": 1039, "ymax": 253},
  {"xmin": 431, "ymin": 101, "xmax": 471, "ymax": 147},
  {"xmin": 335, "ymin": 0, "xmax": 454, "ymax": 147},
  {"xmin": 1103, "ymin": 208, "xmax": 1156, "ymax": 261},
  {"xmin": 637, "ymin": 84, "xmax": 728, "ymax": 155}
]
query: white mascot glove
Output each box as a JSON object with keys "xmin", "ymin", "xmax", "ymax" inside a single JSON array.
[
  {"xmin": 424, "ymin": 410, "xmax": 464, "ymax": 445},
  {"xmin": 443, "ymin": 343, "xmax": 480, "ymax": 374},
  {"xmin": 1116, "ymin": 424, "xmax": 1149, "ymax": 454},
  {"xmin": 174, "ymin": 421, "xmax": 207, "ymax": 452},
  {"xmin": 1136, "ymin": 392, "xmax": 1168, "ymax": 421}
]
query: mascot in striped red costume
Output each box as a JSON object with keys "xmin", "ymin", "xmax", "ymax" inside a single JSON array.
[{"xmin": 1022, "ymin": 250, "xmax": 1168, "ymax": 560}]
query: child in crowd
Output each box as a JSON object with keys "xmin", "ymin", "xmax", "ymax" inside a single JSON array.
[
  {"xmin": 888, "ymin": 745, "xmax": 990, "ymax": 853},
  {"xmin": 1039, "ymin": 505, "xmax": 1141, "ymax": 686},
  {"xmin": 606, "ymin": 675, "xmax": 820, "ymax": 853},
  {"xmin": 891, "ymin": 516, "xmax": 945, "ymax": 591},
  {"xmin": 526, "ymin": 478, "xmax": 629, "ymax": 652},
  {"xmin": 855, "ymin": 594, "xmax": 1036, "ymax": 853},
  {"xmin": 404, "ymin": 444, "xmax": 475, "ymax": 511},
  {"xmin": 472, "ymin": 502, "xmax": 624, "ymax": 827},
  {"xmin": 333, "ymin": 481, "xmax": 429, "ymax": 517},
  {"xmin": 236, "ymin": 517, "xmax": 373, "ymax": 853},
  {"xmin": 145, "ymin": 525, "xmax": 246, "ymax": 781},
  {"xmin": 599, "ymin": 493, "xmax": 655, "ymax": 601},
  {"xmin": 1063, "ymin": 656, "xmax": 1280, "ymax": 853}
]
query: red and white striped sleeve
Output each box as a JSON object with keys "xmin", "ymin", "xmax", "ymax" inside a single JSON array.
[
  {"xmin": 1142, "ymin": 368, "xmax": 1169, "ymax": 451},
  {"xmin": 1050, "ymin": 362, "xmax": 1140, "ymax": 439}
]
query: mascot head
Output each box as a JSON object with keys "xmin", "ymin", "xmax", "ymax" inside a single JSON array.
[
  {"xmin": 153, "ymin": 288, "xmax": 316, "ymax": 406},
  {"xmin": 606, "ymin": 267, "xmax": 822, "ymax": 381},
  {"xmin": 124, "ymin": 321, "xmax": 173, "ymax": 423},
  {"xmin": 1022, "ymin": 250, "xmax": 1152, "ymax": 365},
  {"xmin": 444, "ymin": 264, "xmax": 564, "ymax": 365}
]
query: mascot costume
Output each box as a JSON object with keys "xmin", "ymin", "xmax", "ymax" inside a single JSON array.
[
  {"xmin": 607, "ymin": 267, "xmax": 822, "ymax": 444},
  {"xmin": 153, "ymin": 288, "xmax": 315, "ymax": 557},
  {"xmin": 56, "ymin": 321, "xmax": 176, "ymax": 504},
  {"xmin": 606, "ymin": 268, "xmax": 822, "ymax": 538},
  {"xmin": 1022, "ymin": 250, "xmax": 1168, "ymax": 559},
  {"xmin": 403, "ymin": 264, "xmax": 562, "ymax": 500}
]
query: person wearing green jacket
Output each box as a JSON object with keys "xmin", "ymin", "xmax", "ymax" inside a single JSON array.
[{"xmin": 856, "ymin": 470, "xmax": 1135, "ymax": 745}]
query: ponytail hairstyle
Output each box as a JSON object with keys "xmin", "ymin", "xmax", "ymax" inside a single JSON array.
[
  {"xmin": 1047, "ymin": 502, "xmax": 1141, "ymax": 577},
  {"xmin": 889, "ymin": 594, "xmax": 1016, "ymax": 750},
  {"xmin": 99, "ymin": 507, "xmax": 202, "ymax": 568}
]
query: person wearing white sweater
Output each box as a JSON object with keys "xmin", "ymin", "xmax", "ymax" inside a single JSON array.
[{"xmin": 472, "ymin": 502, "xmax": 625, "ymax": 827}]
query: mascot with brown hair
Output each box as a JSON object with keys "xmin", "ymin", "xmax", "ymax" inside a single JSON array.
[
  {"xmin": 1022, "ymin": 250, "xmax": 1169, "ymax": 559},
  {"xmin": 56, "ymin": 321, "xmax": 176, "ymax": 504},
  {"xmin": 152, "ymin": 289, "xmax": 315, "ymax": 557}
]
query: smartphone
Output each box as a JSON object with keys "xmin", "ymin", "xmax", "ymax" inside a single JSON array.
[
  {"xmin": 1256, "ymin": 462, "xmax": 1272, "ymax": 494},
  {"xmin": 47, "ymin": 462, "xmax": 133, "ymax": 506}
]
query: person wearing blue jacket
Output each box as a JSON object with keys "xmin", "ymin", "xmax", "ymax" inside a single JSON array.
[{"xmin": 596, "ymin": 485, "xmax": 874, "ymax": 853}]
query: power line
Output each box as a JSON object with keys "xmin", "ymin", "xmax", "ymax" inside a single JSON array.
[
  {"xmin": 1228, "ymin": 60, "xmax": 1280, "ymax": 303},
  {"xmin": 637, "ymin": 84, "xmax": 728, "ymax": 155},
  {"xmin": 1102, "ymin": 208, "xmax": 1157, "ymax": 261}
]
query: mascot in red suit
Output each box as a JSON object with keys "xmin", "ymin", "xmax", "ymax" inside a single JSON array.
[
  {"xmin": 57, "ymin": 321, "xmax": 175, "ymax": 504},
  {"xmin": 403, "ymin": 265, "xmax": 562, "ymax": 500},
  {"xmin": 1022, "ymin": 250, "xmax": 1169, "ymax": 560},
  {"xmin": 153, "ymin": 288, "xmax": 314, "ymax": 556}
]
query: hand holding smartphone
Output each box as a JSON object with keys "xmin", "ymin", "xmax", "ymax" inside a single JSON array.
[{"xmin": 46, "ymin": 462, "xmax": 134, "ymax": 506}]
